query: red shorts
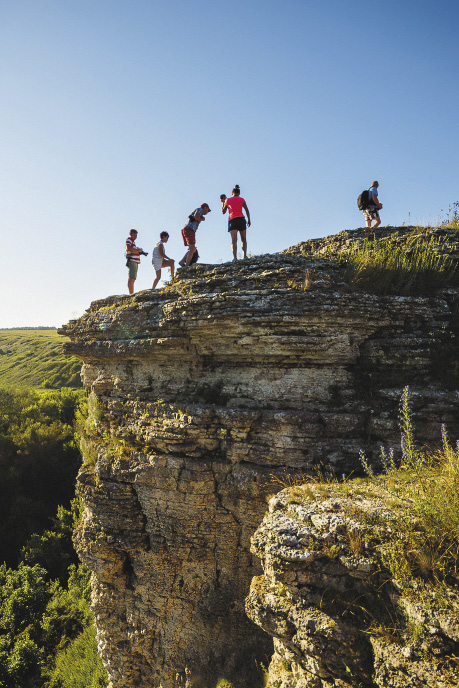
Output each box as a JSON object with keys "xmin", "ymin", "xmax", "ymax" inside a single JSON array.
[{"xmin": 181, "ymin": 227, "xmax": 196, "ymax": 246}]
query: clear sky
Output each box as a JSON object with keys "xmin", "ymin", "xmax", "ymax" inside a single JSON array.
[{"xmin": 1, "ymin": 0, "xmax": 458, "ymax": 327}]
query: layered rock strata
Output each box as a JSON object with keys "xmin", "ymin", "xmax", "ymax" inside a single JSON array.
[
  {"xmin": 60, "ymin": 232, "xmax": 459, "ymax": 687},
  {"xmin": 247, "ymin": 483, "xmax": 459, "ymax": 688}
]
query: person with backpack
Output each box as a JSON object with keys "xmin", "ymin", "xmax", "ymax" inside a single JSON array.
[
  {"xmin": 360, "ymin": 181, "xmax": 383, "ymax": 228},
  {"xmin": 220, "ymin": 184, "xmax": 251, "ymax": 260},
  {"xmin": 152, "ymin": 231, "xmax": 175, "ymax": 289},
  {"xmin": 179, "ymin": 203, "xmax": 211, "ymax": 267}
]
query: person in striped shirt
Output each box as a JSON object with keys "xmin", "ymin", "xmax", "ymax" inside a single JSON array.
[{"xmin": 125, "ymin": 229, "xmax": 147, "ymax": 294}]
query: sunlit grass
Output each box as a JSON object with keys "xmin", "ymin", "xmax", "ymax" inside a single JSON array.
[
  {"xmin": 339, "ymin": 235, "xmax": 459, "ymax": 295},
  {"xmin": 359, "ymin": 387, "xmax": 459, "ymax": 598}
]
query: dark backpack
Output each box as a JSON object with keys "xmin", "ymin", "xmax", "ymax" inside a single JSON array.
[{"xmin": 357, "ymin": 189, "xmax": 370, "ymax": 210}]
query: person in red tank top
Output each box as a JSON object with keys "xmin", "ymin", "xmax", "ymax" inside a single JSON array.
[{"xmin": 221, "ymin": 184, "xmax": 251, "ymax": 260}]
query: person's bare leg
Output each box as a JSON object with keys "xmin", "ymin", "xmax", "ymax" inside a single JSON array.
[
  {"xmin": 128, "ymin": 277, "xmax": 135, "ymax": 294},
  {"xmin": 230, "ymin": 230, "xmax": 238, "ymax": 260},
  {"xmin": 167, "ymin": 259, "xmax": 175, "ymax": 278},
  {"xmin": 180, "ymin": 250, "xmax": 191, "ymax": 266},
  {"xmin": 185, "ymin": 244, "xmax": 196, "ymax": 266},
  {"xmin": 152, "ymin": 269, "xmax": 161, "ymax": 289},
  {"xmin": 373, "ymin": 217, "xmax": 381, "ymax": 228},
  {"xmin": 240, "ymin": 230, "xmax": 247, "ymax": 259},
  {"xmin": 161, "ymin": 259, "xmax": 175, "ymax": 277}
]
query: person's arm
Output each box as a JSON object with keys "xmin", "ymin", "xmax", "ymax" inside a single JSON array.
[
  {"xmin": 370, "ymin": 191, "xmax": 382, "ymax": 209},
  {"xmin": 243, "ymin": 201, "xmax": 251, "ymax": 226},
  {"xmin": 221, "ymin": 201, "xmax": 228, "ymax": 215},
  {"xmin": 160, "ymin": 243, "xmax": 173, "ymax": 261},
  {"xmin": 193, "ymin": 209, "xmax": 205, "ymax": 222}
]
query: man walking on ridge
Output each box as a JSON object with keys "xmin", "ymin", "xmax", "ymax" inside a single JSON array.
[
  {"xmin": 125, "ymin": 229, "xmax": 147, "ymax": 295},
  {"xmin": 364, "ymin": 181, "xmax": 383, "ymax": 228}
]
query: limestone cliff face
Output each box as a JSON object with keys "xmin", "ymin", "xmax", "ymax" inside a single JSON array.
[
  {"xmin": 60, "ymin": 228, "xmax": 459, "ymax": 688},
  {"xmin": 247, "ymin": 485, "xmax": 459, "ymax": 688}
]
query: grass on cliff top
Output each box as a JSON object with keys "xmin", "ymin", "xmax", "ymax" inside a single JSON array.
[
  {"xmin": 280, "ymin": 387, "xmax": 459, "ymax": 609},
  {"xmin": 357, "ymin": 386, "xmax": 459, "ymax": 603},
  {"xmin": 326, "ymin": 231, "xmax": 459, "ymax": 295},
  {"xmin": 0, "ymin": 329, "xmax": 82, "ymax": 388}
]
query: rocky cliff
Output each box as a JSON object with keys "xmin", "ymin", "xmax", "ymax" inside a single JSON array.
[
  {"xmin": 60, "ymin": 226, "xmax": 459, "ymax": 687},
  {"xmin": 247, "ymin": 484, "xmax": 459, "ymax": 688}
]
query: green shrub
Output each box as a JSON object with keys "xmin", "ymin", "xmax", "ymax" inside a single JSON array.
[
  {"xmin": 21, "ymin": 500, "xmax": 83, "ymax": 584},
  {"xmin": 0, "ymin": 386, "xmax": 105, "ymax": 688},
  {"xmin": 360, "ymin": 387, "xmax": 459, "ymax": 596},
  {"xmin": 0, "ymin": 560, "xmax": 108, "ymax": 688},
  {"xmin": 47, "ymin": 625, "xmax": 108, "ymax": 688},
  {"xmin": 0, "ymin": 563, "xmax": 51, "ymax": 687},
  {"xmin": 0, "ymin": 388, "xmax": 84, "ymax": 566}
]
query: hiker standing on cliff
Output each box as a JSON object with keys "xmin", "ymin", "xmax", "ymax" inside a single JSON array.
[
  {"xmin": 152, "ymin": 232, "xmax": 175, "ymax": 289},
  {"xmin": 221, "ymin": 184, "xmax": 251, "ymax": 260},
  {"xmin": 125, "ymin": 229, "xmax": 147, "ymax": 295},
  {"xmin": 364, "ymin": 181, "xmax": 383, "ymax": 229},
  {"xmin": 179, "ymin": 203, "xmax": 211, "ymax": 267}
]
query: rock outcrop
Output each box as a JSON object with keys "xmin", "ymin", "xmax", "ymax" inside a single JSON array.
[
  {"xmin": 60, "ymin": 227, "xmax": 459, "ymax": 687},
  {"xmin": 247, "ymin": 483, "xmax": 459, "ymax": 688}
]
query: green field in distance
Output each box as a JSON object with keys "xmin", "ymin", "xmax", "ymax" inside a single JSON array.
[{"xmin": 0, "ymin": 329, "xmax": 82, "ymax": 388}]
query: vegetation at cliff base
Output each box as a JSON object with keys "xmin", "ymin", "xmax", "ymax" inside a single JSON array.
[
  {"xmin": 0, "ymin": 507, "xmax": 107, "ymax": 688},
  {"xmin": 47, "ymin": 624, "xmax": 107, "ymax": 688},
  {"xmin": 0, "ymin": 386, "xmax": 108, "ymax": 688},
  {"xmin": 0, "ymin": 330, "xmax": 82, "ymax": 388},
  {"xmin": 0, "ymin": 387, "xmax": 84, "ymax": 567}
]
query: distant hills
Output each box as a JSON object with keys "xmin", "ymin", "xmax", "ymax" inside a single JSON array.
[
  {"xmin": 0, "ymin": 329, "xmax": 82, "ymax": 388},
  {"xmin": 1, "ymin": 326, "xmax": 57, "ymax": 330}
]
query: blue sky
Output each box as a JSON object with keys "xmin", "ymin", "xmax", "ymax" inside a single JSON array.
[{"xmin": 1, "ymin": 0, "xmax": 458, "ymax": 327}]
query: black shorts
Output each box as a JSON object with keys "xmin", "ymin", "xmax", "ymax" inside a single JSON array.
[{"xmin": 228, "ymin": 217, "xmax": 247, "ymax": 233}]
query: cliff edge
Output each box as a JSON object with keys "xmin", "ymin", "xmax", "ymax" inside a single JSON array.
[{"xmin": 60, "ymin": 226, "xmax": 459, "ymax": 687}]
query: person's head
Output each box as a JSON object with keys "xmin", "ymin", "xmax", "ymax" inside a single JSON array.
[
  {"xmin": 232, "ymin": 184, "xmax": 241, "ymax": 196},
  {"xmin": 371, "ymin": 181, "xmax": 379, "ymax": 188},
  {"xmin": 160, "ymin": 231, "xmax": 169, "ymax": 242},
  {"xmin": 130, "ymin": 229, "xmax": 138, "ymax": 238},
  {"xmin": 201, "ymin": 202, "xmax": 211, "ymax": 215}
]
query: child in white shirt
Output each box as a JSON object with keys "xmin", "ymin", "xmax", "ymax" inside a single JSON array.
[{"xmin": 152, "ymin": 232, "xmax": 175, "ymax": 289}]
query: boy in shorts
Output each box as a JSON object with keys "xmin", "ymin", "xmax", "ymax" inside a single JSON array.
[
  {"xmin": 179, "ymin": 203, "xmax": 211, "ymax": 267},
  {"xmin": 152, "ymin": 232, "xmax": 175, "ymax": 289}
]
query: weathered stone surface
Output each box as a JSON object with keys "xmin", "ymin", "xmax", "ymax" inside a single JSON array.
[
  {"xmin": 247, "ymin": 485, "xmax": 459, "ymax": 688},
  {"xmin": 60, "ymin": 228, "xmax": 459, "ymax": 687}
]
